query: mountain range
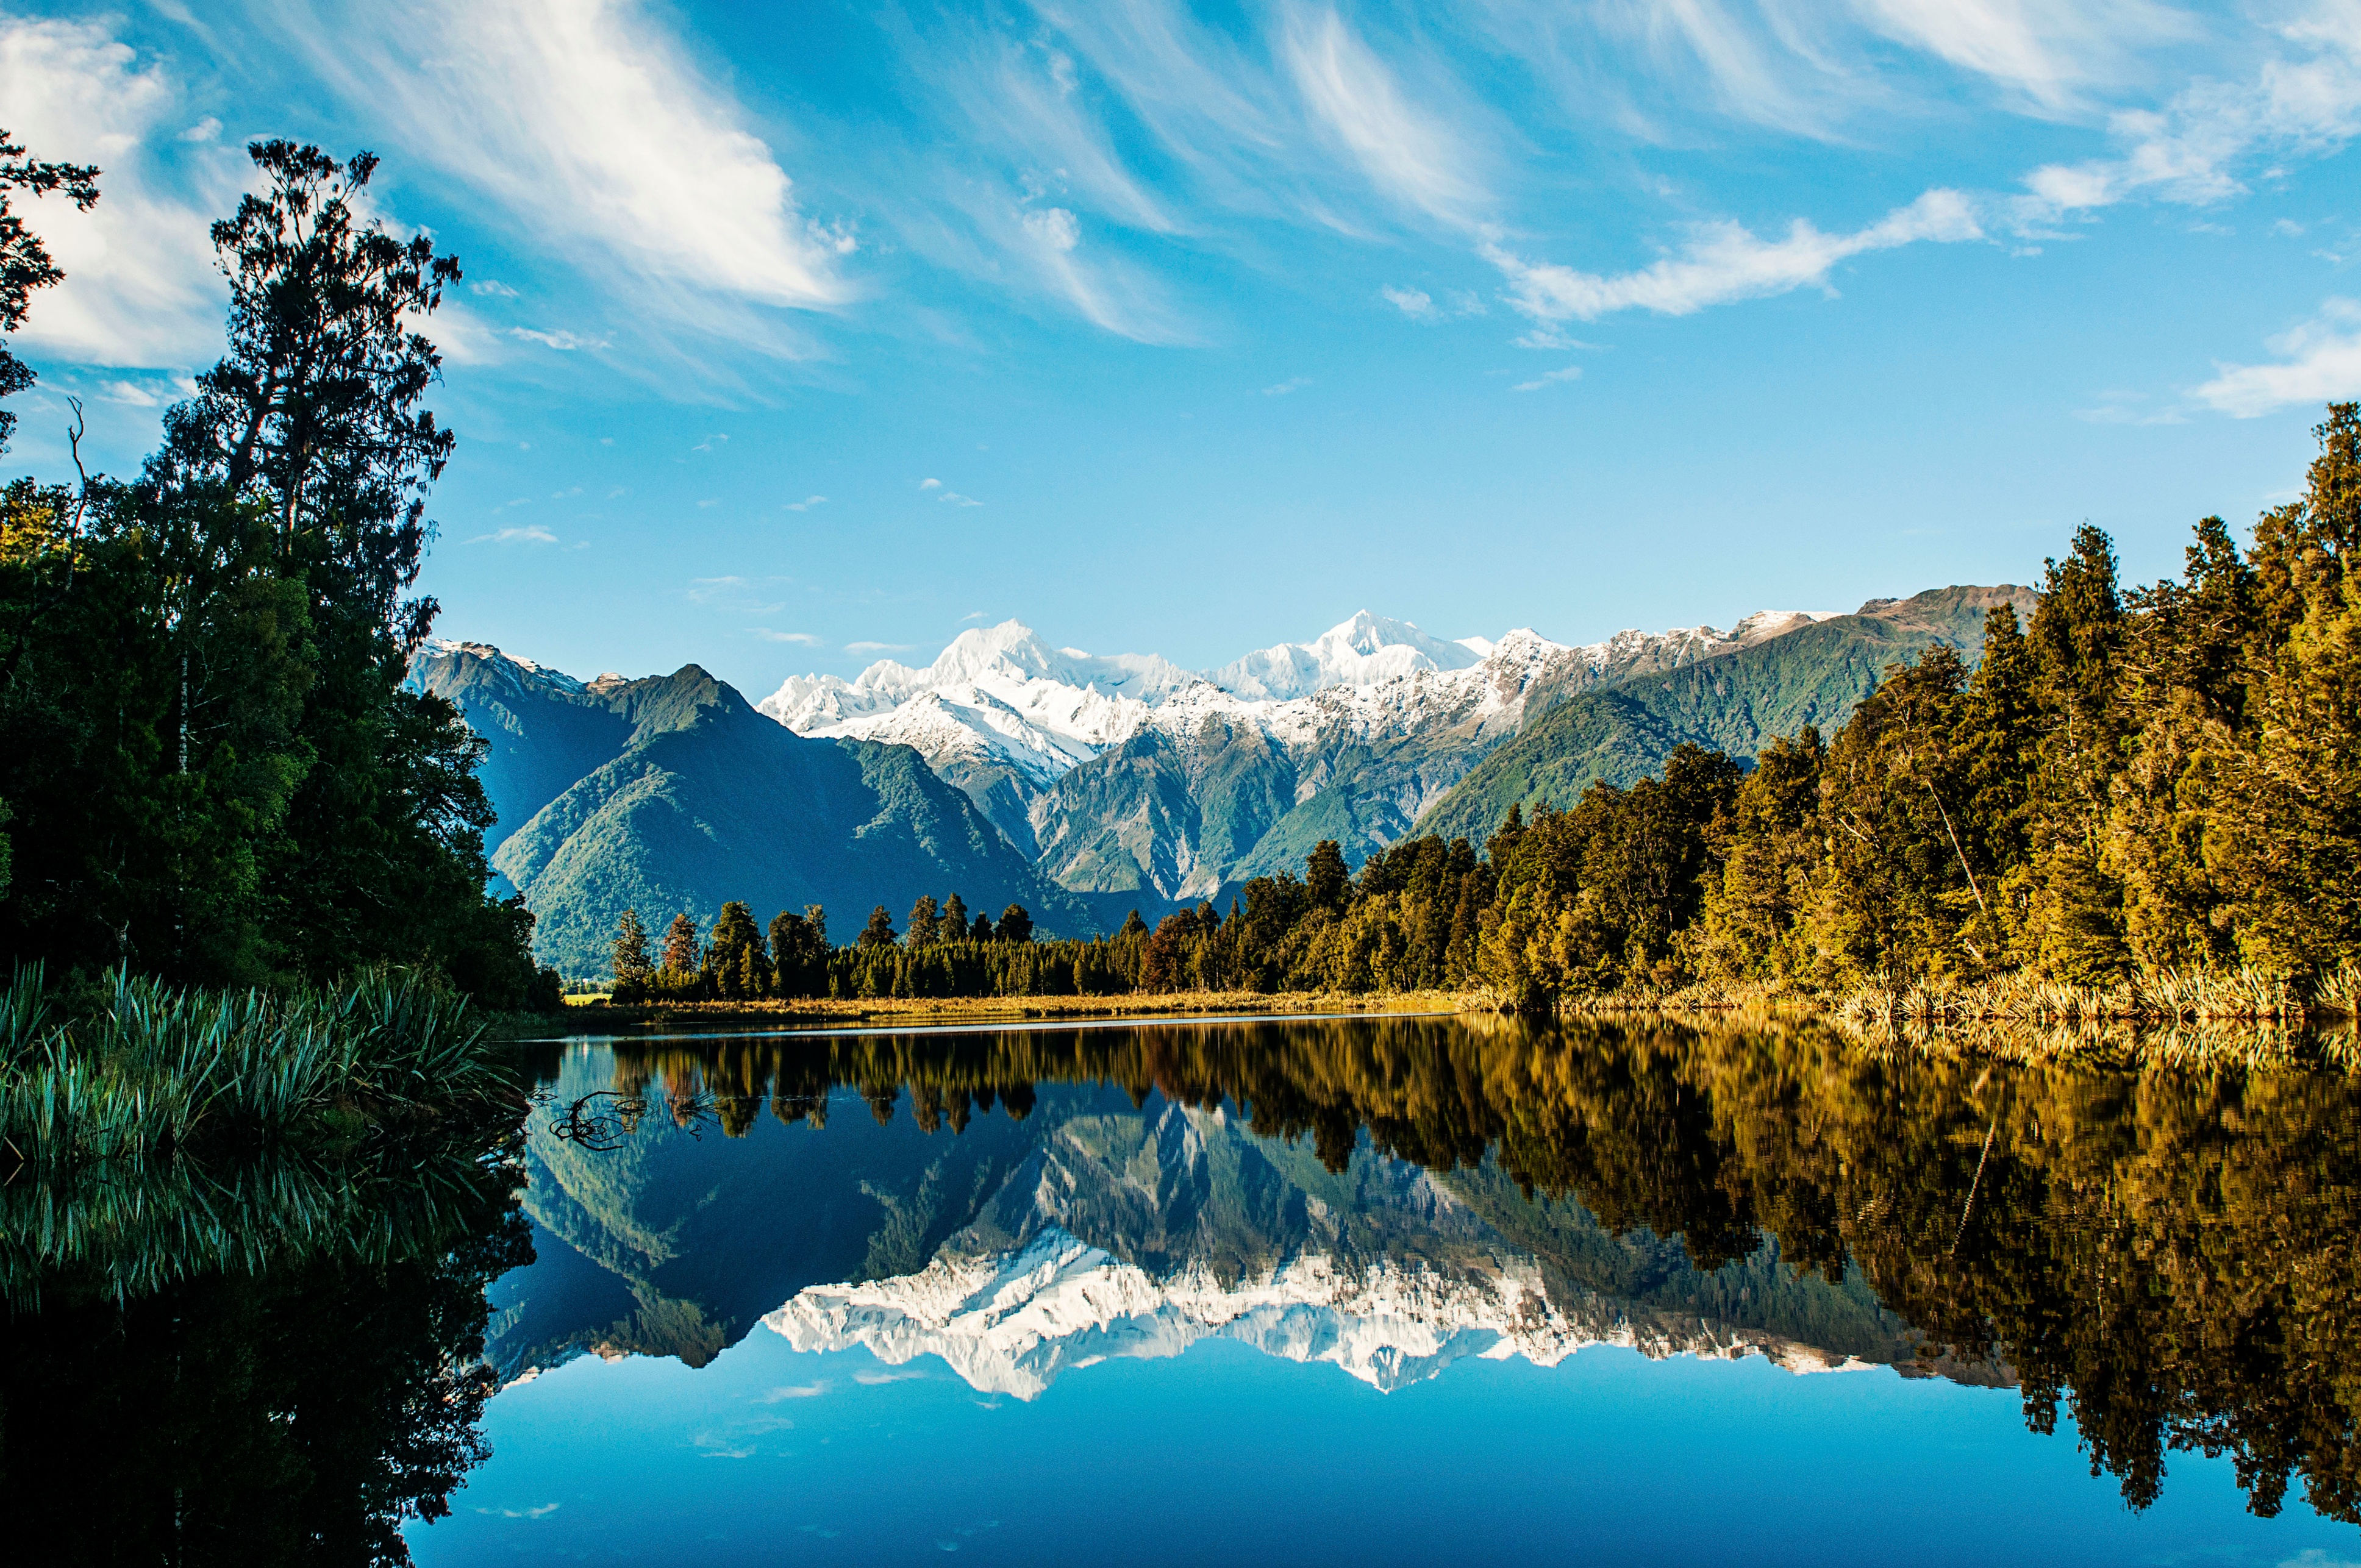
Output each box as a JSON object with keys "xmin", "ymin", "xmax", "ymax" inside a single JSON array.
[
  {"xmin": 416, "ymin": 587, "xmax": 2033, "ymax": 973},
  {"xmin": 491, "ymin": 1052, "xmax": 1978, "ymax": 1395}
]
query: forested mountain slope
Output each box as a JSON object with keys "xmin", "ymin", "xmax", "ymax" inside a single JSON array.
[
  {"xmin": 1416, "ymin": 586, "xmax": 2037, "ymax": 847},
  {"xmin": 412, "ymin": 644, "xmax": 1092, "ymax": 972}
]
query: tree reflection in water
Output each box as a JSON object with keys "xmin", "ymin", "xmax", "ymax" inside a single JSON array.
[
  {"xmin": 0, "ymin": 1136, "xmax": 530, "ymax": 1565},
  {"xmin": 591, "ymin": 1014, "xmax": 2361, "ymax": 1522}
]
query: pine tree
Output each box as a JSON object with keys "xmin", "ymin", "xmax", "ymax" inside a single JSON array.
[
  {"xmin": 942, "ymin": 892, "xmax": 968, "ymax": 939},
  {"xmin": 998, "ymin": 903, "xmax": 1033, "ymax": 943},
  {"xmin": 969, "ymin": 910, "xmax": 994, "ymax": 941},
  {"xmin": 859, "ymin": 905, "xmax": 897, "ymax": 949}
]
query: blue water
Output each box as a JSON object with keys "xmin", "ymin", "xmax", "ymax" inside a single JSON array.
[
  {"xmin": 417, "ymin": 1328, "xmax": 2353, "ymax": 1566},
  {"xmin": 409, "ymin": 1027, "xmax": 2361, "ymax": 1567}
]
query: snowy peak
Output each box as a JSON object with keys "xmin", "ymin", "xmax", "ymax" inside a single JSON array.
[{"xmin": 1208, "ymin": 611, "xmax": 1485, "ymax": 701}]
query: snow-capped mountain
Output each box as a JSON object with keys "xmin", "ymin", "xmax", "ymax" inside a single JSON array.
[
  {"xmin": 1209, "ymin": 611, "xmax": 1489, "ymax": 700},
  {"xmin": 755, "ymin": 608, "xmax": 1836, "ymax": 869},
  {"xmin": 762, "ymin": 1099, "xmax": 1879, "ymax": 1399},
  {"xmin": 765, "ymin": 1225, "xmax": 1871, "ymax": 1400}
]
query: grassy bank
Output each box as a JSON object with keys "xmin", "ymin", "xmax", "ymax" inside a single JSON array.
[{"xmin": 0, "ymin": 968, "xmax": 521, "ymax": 1169}]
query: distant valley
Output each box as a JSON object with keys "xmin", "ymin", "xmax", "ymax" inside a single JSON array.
[{"xmin": 418, "ymin": 587, "xmax": 2033, "ymax": 974}]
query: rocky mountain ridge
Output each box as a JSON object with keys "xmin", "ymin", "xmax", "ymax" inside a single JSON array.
[{"xmin": 757, "ymin": 608, "xmax": 1837, "ymax": 880}]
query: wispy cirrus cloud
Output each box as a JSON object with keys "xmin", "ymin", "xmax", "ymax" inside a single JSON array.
[
  {"xmin": 785, "ymin": 495, "xmax": 827, "ymax": 511},
  {"xmin": 753, "ymin": 629, "xmax": 822, "ymax": 644},
  {"xmin": 1850, "ymin": 0, "xmax": 2195, "ymax": 112},
  {"xmin": 1485, "ymin": 188, "xmax": 1981, "ymax": 321},
  {"xmin": 1282, "ymin": 7, "xmax": 1489, "ymax": 229},
  {"xmin": 0, "ymin": 16, "xmax": 231, "ymax": 369},
  {"xmin": 1512, "ymin": 364, "xmax": 1583, "ymax": 391},
  {"xmin": 2010, "ymin": 5, "xmax": 2361, "ymax": 227},
  {"xmin": 270, "ymin": 0, "xmax": 854, "ymax": 330},
  {"xmin": 844, "ymin": 640, "xmax": 917, "ymax": 655},
  {"xmin": 509, "ymin": 326, "xmax": 610, "ymax": 351},
  {"xmin": 2192, "ymin": 298, "xmax": 2361, "ymax": 416},
  {"xmin": 467, "ymin": 524, "xmax": 559, "ymax": 544}
]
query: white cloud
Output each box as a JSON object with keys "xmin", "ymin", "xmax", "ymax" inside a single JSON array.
[
  {"xmin": 1282, "ymin": 8, "xmax": 1488, "ymax": 227},
  {"xmin": 937, "ymin": 490, "xmax": 982, "ymax": 506},
  {"xmin": 845, "ymin": 640, "xmax": 917, "ymax": 654},
  {"xmin": 471, "ymin": 279, "xmax": 521, "ymax": 298},
  {"xmin": 509, "ymin": 326, "xmax": 610, "ymax": 351},
  {"xmin": 919, "ymin": 477, "xmax": 943, "ymax": 490},
  {"xmin": 2191, "ymin": 297, "xmax": 2361, "ymax": 416},
  {"xmin": 1262, "ymin": 376, "xmax": 1312, "ymax": 394},
  {"xmin": 785, "ymin": 494, "xmax": 827, "ymax": 511},
  {"xmin": 279, "ymin": 0, "xmax": 851, "ymax": 319},
  {"xmin": 1849, "ymin": 0, "xmax": 2188, "ymax": 111},
  {"xmin": 98, "ymin": 379, "xmax": 163, "ymax": 406},
  {"xmin": 1382, "ymin": 285, "xmax": 1435, "ymax": 317},
  {"xmin": 1023, "ymin": 206, "xmax": 1082, "ymax": 252},
  {"xmin": 468, "ymin": 524, "xmax": 559, "ymax": 544},
  {"xmin": 1485, "ymin": 187, "xmax": 1981, "ymax": 320},
  {"xmin": 0, "ymin": 16, "xmax": 230, "ymax": 368},
  {"xmin": 753, "ymin": 629, "xmax": 821, "ymax": 644},
  {"xmin": 1512, "ymin": 365, "xmax": 1584, "ymax": 391},
  {"xmin": 2010, "ymin": 7, "xmax": 2361, "ymax": 227}
]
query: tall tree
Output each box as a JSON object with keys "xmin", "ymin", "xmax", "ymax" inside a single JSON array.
[
  {"xmin": 858, "ymin": 905, "xmax": 897, "ymax": 949},
  {"xmin": 661, "ymin": 913, "xmax": 700, "ymax": 975},
  {"xmin": 997, "ymin": 903, "xmax": 1032, "ymax": 944},
  {"xmin": 0, "ymin": 130, "xmax": 101, "ymax": 454},
  {"xmin": 905, "ymin": 894, "xmax": 939, "ymax": 948},
  {"xmin": 612, "ymin": 909, "xmax": 652, "ymax": 985}
]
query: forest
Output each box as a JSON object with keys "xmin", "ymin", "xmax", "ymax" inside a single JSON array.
[
  {"xmin": 623, "ymin": 402, "xmax": 2361, "ymax": 1012},
  {"xmin": 0, "ymin": 132, "xmax": 554, "ymax": 1013}
]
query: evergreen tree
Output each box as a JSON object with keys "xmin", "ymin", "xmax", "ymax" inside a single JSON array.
[
  {"xmin": 661, "ymin": 913, "xmax": 700, "ymax": 975},
  {"xmin": 906, "ymin": 894, "xmax": 939, "ymax": 947},
  {"xmin": 969, "ymin": 910, "xmax": 993, "ymax": 942},
  {"xmin": 998, "ymin": 903, "xmax": 1033, "ymax": 944},
  {"xmin": 0, "ymin": 130, "xmax": 101, "ymax": 454},
  {"xmin": 612, "ymin": 909, "xmax": 653, "ymax": 985},
  {"xmin": 942, "ymin": 892, "xmax": 968, "ymax": 938},
  {"xmin": 1305, "ymin": 839, "xmax": 1349, "ymax": 913},
  {"xmin": 2214, "ymin": 403, "xmax": 2361, "ymax": 972},
  {"xmin": 858, "ymin": 905, "xmax": 897, "ymax": 949},
  {"xmin": 706, "ymin": 900, "xmax": 763, "ymax": 996}
]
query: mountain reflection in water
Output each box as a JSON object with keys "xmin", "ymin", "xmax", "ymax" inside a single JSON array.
[{"xmin": 501, "ymin": 1014, "xmax": 2361, "ymax": 1525}]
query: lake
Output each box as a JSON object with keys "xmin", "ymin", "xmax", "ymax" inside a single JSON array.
[{"xmin": 10, "ymin": 1013, "xmax": 2360, "ymax": 1565}]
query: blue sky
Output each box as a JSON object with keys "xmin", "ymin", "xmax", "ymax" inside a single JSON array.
[{"xmin": 4, "ymin": 1, "xmax": 2360, "ymax": 694}]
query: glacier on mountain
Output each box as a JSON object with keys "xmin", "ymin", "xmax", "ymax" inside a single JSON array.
[{"xmin": 754, "ymin": 607, "xmax": 1837, "ymax": 866}]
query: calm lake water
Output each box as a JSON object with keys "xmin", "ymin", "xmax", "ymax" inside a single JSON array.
[{"xmin": 10, "ymin": 1014, "xmax": 2360, "ymax": 1565}]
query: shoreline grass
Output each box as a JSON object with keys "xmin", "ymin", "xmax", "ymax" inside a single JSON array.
[{"xmin": 0, "ymin": 966, "xmax": 522, "ymax": 1171}]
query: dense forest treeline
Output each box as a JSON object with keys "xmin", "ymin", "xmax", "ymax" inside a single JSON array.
[
  {"xmin": 596, "ymin": 1016, "xmax": 2361, "ymax": 1520},
  {"xmin": 621, "ymin": 405, "xmax": 2361, "ymax": 1010},
  {"xmin": 0, "ymin": 133, "xmax": 554, "ymax": 1009}
]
